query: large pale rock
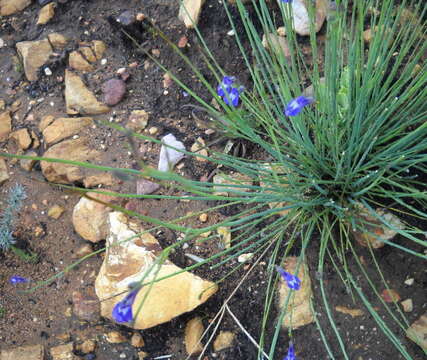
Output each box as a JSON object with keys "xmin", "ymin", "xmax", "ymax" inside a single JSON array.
[
  {"xmin": 278, "ymin": 0, "xmax": 328, "ymax": 36},
  {"xmin": 65, "ymin": 70, "xmax": 109, "ymax": 115},
  {"xmin": 0, "ymin": 0, "xmax": 31, "ymax": 16},
  {"xmin": 47, "ymin": 33, "xmax": 69, "ymax": 49},
  {"xmin": 0, "ymin": 344, "xmax": 45, "ymax": 360},
  {"xmin": 178, "ymin": 0, "xmax": 205, "ymax": 29},
  {"xmin": 213, "ymin": 331, "xmax": 235, "ymax": 352},
  {"xmin": 262, "ymin": 33, "xmax": 291, "ymax": 58},
  {"xmin": 72, "ymin": 192, "xmax": 119, "ymax": 243},
  {"xmin": 40, "ymin": 137, "xmax": 100, "ymax": 184},
  {"xmin": 0, "ymin": 111, "xmax": 12, "ymax": 142},
  {"xmin": 277, "ymin": 256, "xmax": 314, "ymax": 329},
  {"xmin": 406, "ymin": 313, "xmax": 427, "ymax": 350},
  {"xmin": 0, "ymin": 157, "xmax": 9, "ymax": 184},
  {"xmin": 16, "ymin": 39, "xmax": 53, "ymax": 81},
  {"xmin": 69, "ymin": 51, "xmax": 94, "ymax": 72},
  {"xmin": 351, "ymin": 203, "xmax": 404, "ymax": 249},
  {"xmin": 50, "ymin": 343, "xmax": 78, "ymax": 360},
  {"xmin": 10, "ymin": 128, "xmax": 32, "ymax": 150},
  {"xmin": 37, "ymin": 2, "xmax": 55, "ymax": 25},
  {"xmin": 95, "ymin": 212, "xmax": 218, "ymax": 329},
  {"xmin": 43, "ymin": 117, "xmax": 93, "ymax": 144}
]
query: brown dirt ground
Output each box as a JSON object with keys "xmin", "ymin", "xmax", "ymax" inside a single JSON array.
[{"xmin": 0, "ymin": 1, "xmax": 426, "ymax": 359}]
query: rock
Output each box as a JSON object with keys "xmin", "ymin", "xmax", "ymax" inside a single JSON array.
[
  {"xmin": 65, "ymin": 70, "xmax": 110, "ymax": 115},
  {"xmin": 50, "ymin": 343, "xmax": 78, "ymax": 360},
  {"xmin": 0, "ymin": 158, "xmax": 10, "ymax": 184},
  {"xmin": 262, "ymin": 33, "xmax": 291, "ymax": 58},
  {"xmin": 363, "ymin": 28, "xmax": 373, "ymax": 43},
  {"xmin": 73, "ymin": 243, "xmax": 93, "ymax": 258},
  {"xmin": 351, "ymin": 203, "xmax": 404, "ymax": 249},
  {"xmin": 69, "ymin": 51, "xmax": 94, "ymax": 72},
  {"xmin": 184, "ymin": 317, "xmax": 204, "ymax": 355},
  {"xmin": 126, "ymin": 110, "xmax": 149, "ymax": 132},
  {"xmin": 76, "ymin": 339, "xmax": 96, "ymax": 354},
  {"xmin": 136, "ymin": 179, "xmax": 160, "ymax": 195},
  {"xmin": 72, "ymin": 192, "xmax": 119, "ymax": 242},
  {"xmin": 91, "ymin": 40, "xmax": 106, "ymax": 60},
  {"xmin": 117, "ymin": 10, "xmax": 135, "ymax": 26},
  {"xmin": 40, "ymin": 137, "xmax": 101, "ymax": 184},
  {"xmin": 72, "ymin": 291, "xmax": 100, "ymax": 322},
  {"xmin": 102, "ymin": 78, "xmax": 126, "ymax": 106},
  {"xmin": 178, "ymin": 35, "xmax": 188, "ymax": 48},
  {"xmin": 0, "ymin": 111, "xmax": 12, "ymax": 142},
  {"xmin": 217, "ymin": 226, "xmax": 231, "ymax": 249},
  {"xmin": 105, "ymin": 331, "xmax": 127, "ymax": 344},
  {"xmin": 190, "ymin": 137, "xmax": 208, "ymax": 162},
  {"xmin": 303, "ymin": 77, "xmax": 326, "ymax": 98},
  {"xmin": 404, "ymin": 278, "xmax": 414, "ymax": 286},
  {"xmin": 199, "ymin": 213, "xmax": 208, "ymax": 223},
  {"xmin": 37, "ymin": 2, "xmax": 55, "ymax": 25},
  {"xmin": 406, "ymin": 313, "xmax": 427, "ymax": 350},
  {"xmin": 79, "ymin": 47, "xmax": 97, "ymax": 63},
  {"xmin": 0, "ymin": 344, "xmax": 45, "ymax": 360},
  {"xmin": 39, "ymin": 114, "xmax": 55, "ymax": 131},
  {"xmin": 381, "ymin": 289, "xmax": 401, "ymax": 303},
  {"xmin": 401, "ymin": 299, "xmax": 413, "ymax": 313},
  {"xmin": 48, "ymin": 204, "xmax": 65, "ymax": 219},
  {"xmin": 0, "ymin": 99, "xmax": 5, "ymax": 110},
  {"xmin": 10, "ymin": 128, "xmax": 32, "ymax": 150},
  {"xmin": 42, "ymin": 117, "xmax": 93, "ymax": 144},
  {"xmin": 335, "ymin": 305, "xmax": 364, "ymax": 318},
  {"xmin": 130, "ymin": 333, "xmax": 145, "ymax": 348},
  {"xmin": 20, "ymin": 151, "xmax": 37, "ymax": 171},
  {"xmin": 213, "ymin": 331, "xmax": 235, "ymax": 352},
  {"xmin": 238, "ymin": 253, "xmax": 253, "ymax": 263},
  {"xmin": 137, "ymin": 351, "xmax": 148, "ymax": 360},
  {"xmin": 178, "ymin": 0, "xmax": 205, "ymax": 29},
  {"xmin": 95, "ymin": 212, "xmax": 218, "ymax": 329},
  {"xmin": 213, "ymin": 172, "xmax": 252, "ymax": 196},
  {"xmin": 158, "ymin": 134, "xmax": 186, "ymax": 172},
  {"xmin": 277, "ymin": 256, "xmax": 314, "ymax": 329},
  {"xmin": 83, "ymin": 173, "xmax": 117, "ymax": 188},
  {"xmin": 47, "ymin": 33, "xmax": 69, "ymax": 49},
  {"xmin": 277, "ymin": 0, "xmax": 328, "ymax": 36},
  {"xmin": 16, "ymin": 39, "xmax": 53, "ymax": 81},
  {"xmin": 0, "ymin": 0, "xmax": 32, "ymax": 16}
]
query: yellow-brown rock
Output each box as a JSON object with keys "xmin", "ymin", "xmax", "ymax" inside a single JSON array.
[
  {"xmin": 277, "ymin": 256, "xmax": 314, "ymax": 329},
  {"xmin": 65, "ymin": 70, "xmax": 109, "ymax": 115},
  {"xmin": 48, "ymin": 204, "xmax": 65, "ymax": 219},
  {"xmin": 262, "ymin": 33, "xmax": 291, "ymax": 58},
  {"xmin": 0, "ymin": 157, "xmax": 9, "ymax": 184},
  {"xmin": 37, "ymin": 2, "xmax": 55, "ymax": 25},
  {"xmin": 43, "ymin": 117, "xmax": 93, "ymax": 144},
  {"xmin": 50, "ymin": 343, "xmax": 78, "ymax": 360},
  {"xmin": 406, "ymin": 313, "xmax": 427, "ymax": 350},
  {"xmin": 190, "ymin": 137, "xmax": 208, "ymax": 162},
  {"xmin": 213, "ymin": 331, "xmax": 235, "ymax": 352},
  {"xmin": 0, "ymin": 111, "xmax": 11, "ymax": 142},
  {"xmin": 16, "ymin": 39, "xmax": 53, "ymax": 81},
  {"xmin": 178, "ymin": 0, "xmax": 205, "ymax": 29},
  {"xmin": 40, "ymin": 137, "xmax": 101, "ymax": 184},
  {"xmin": 0, "ymin": 0, "xmax": 32, "ymax": 16},
  {"xmin": 69, "ymin": 51, "xmax": 94, "ymax": 72},
  {"xmin": 91, "ymin": 40, "xmax": 106, "ymax": 60},
  {"xmin": 79, "ymin": 46, "xmax": 97, "ymax": 63},
  {"xmin": 95, "ymin": 212, "xmax": 218, "ymax": 329},
  {"xmin": 0, "ymin": 344, "xmax": 45, "ymax": 360},
  {"xmin": 72, "ymin": 192, "xmax": 119, "ymax": 243},
  {"xmin": 47, "ymin": 33, "xmax": 68, "ymax": 49},
  {"xmin": 184, "ymin": 317, "xmax": 204, "ymax": 355},
  {"xmin": 10, "ymin": 128, "xmax": 32, "ymax": 150}
]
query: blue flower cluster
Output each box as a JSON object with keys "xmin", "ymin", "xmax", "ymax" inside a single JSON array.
[
  {"xmin": 275, "ymin": 265, "xmax": 301, "ymax": 290},
  {"xmin": 9, "ymin": 275, "xmax": 30, "ymax": 284},
  {"xmin": 217, "ymin": 76, "xmax": 244, "ymax": 107},
  {"xmin": 284, "ymin": 342, "xmax": 296, "ymax": 360}
]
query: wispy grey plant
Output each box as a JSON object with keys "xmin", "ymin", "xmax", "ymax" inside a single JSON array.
[{"xmin": 0, "ymin": 184, "xmax": 27, "ymax": 251}]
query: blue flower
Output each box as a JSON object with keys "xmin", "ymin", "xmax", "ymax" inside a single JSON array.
[
  {"xmin": 275, "ymin": 265, "xmax": 301, "ymax": 290},
  {"xmin": 217, "ymin": 76, "xmax": 242, "ymax": 107},
  {"xmin": 112, "ymin": 288, "xmax": 139, "ymax": 323},
  {"xmin": 283, "ymin": 342, "xmax": 296, "ymax": 360},
  {"xmin": 284, "ymin": 96, "xmax": 314, "ymax": 116},
  {"xmin": 9, "ymin": 275, "xmax": 30, "ymax": 285},
  {"xmin": 281, "ymin": 0, "xmax": 293, "ymax": 3}
]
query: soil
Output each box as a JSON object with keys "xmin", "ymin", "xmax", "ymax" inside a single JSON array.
[{"xmin": 0, "ymin": 1, "xmax": 426, "ymax": 360}]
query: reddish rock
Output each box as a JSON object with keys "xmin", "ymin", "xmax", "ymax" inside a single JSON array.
[
  {"xmin": 381, "ymin": 289, "xmax": 401, "ymax": 303},
  {"xmin": 102, "ymin": 78, "xmax": 126, "ymax": 106},
  {"xmin": 72, "ymin": 291, "xmax": 100, "ymax": 322}
]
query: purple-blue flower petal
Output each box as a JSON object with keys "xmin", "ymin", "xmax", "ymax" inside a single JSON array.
[
  {"xmin": 284, "ymin": 96, "xmax": 314, "ymax": 116},
  {"xmin": 112, "ymin": 288, "xmax": 139, "ymax": 323},
  {"xmin": 275, "ymin": 265, "xmax": 301, "ymax": 290},
  {"xmin": 9, "ymin": 275, "xmax": 30, "ymax": 285},
  {"xmin": 217, "ymin": 76, "xmax": 242, "ymax": 107},
  {"xmin": 283, "ymin": 342, "xmax": 296, "ymax": 360},
  {"xmin": 281, "ymin": 0, "xmax": 292, "ymax": 3}
]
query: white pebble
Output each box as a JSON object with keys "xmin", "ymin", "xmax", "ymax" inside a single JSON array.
[
  {"xmin": 404, "ymin": 278, "xmax": 414, "ymax": 286},
  {"xmin": 101, "ymin": 58, "xmax": 107, "ymax": 65},
  {"xmin": 227, "ymin": 29, "xmax": 235, "ymax": 36},
  {"xmin": 44, "ymin": 67, "xmax": 52, "ymax": 76}
]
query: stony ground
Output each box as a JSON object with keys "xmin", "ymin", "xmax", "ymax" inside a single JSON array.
[{"xmin": 0, "ymin": 1, "xmax": 426, "ymax": 360}]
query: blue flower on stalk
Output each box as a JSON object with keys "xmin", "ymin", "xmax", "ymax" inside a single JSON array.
[
  {"xmin": 112, "ymin": 288, "xmax": 139, "ymax": 323},
  {"xmin": 281, "ymin": 0, "xmax": 293, "ymax": 3},
  {"xmin": 217, "ymin": 76, "xmax": 243, "ymax": 107},
  {"xmin": 284, "ymin": 96, "xmax": 314, "ymax": 116},
  {"xmin": 283, "ymin": 342, "xmax": 296, "ymax": 360},
  {"xmin": 9, "ymin": 275, "xmax": 30, "ymax": 285},
  {"xmin": 275, "ymin": 265, "xmax": 301, "ymax": 290}
]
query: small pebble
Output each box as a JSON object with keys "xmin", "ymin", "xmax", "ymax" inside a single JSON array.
[
  {"xmin": 401, "ymin": 298, "xmax": 413, "ymax": 312},
  {"xmin": 102, "ymin": 78, "xmax": 126, "ymax": 106},
  {"xmin": 101, "ymin": 58, "xmax": 107, "ymax": 65},
  {"xmin": 178, "ymin": 35, "xmax": 188, "ymax": 48},
  {"xmin": 199, "ymin": 213, "xmax": 208, "ymax": 223},
  {"xmin": 404, "ymin": 278, "xmax": 414, "ymax": 286},
  {"xmin": 44, "ymin": 67, "xmax": 52, "ymax": 76},
  {"xmin": 227, "ymin": 29, "xmax": 235, "ymax": 36},
  {"xmin": 136, "ymin": 13, "xmax": 145, "ymax": 21},
  {"xmin": 148, "ymin": 126, "xmax": 158, "ymax": 135},
  {"xmin": 238, "ymin": 253, "xmax": 254, "ymax": 263}
]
